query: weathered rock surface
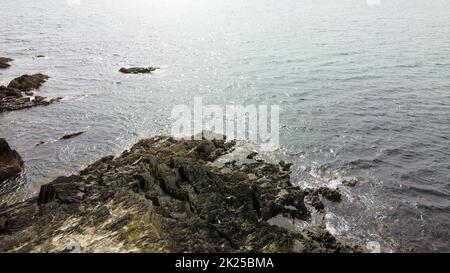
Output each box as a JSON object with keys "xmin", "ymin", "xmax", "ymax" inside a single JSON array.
[
  {"xmin": 0, "ymin": 135, "xmax": 361, "ymax": 253},
  {"xmin": 0, "ymin": 57, "xmax": 13, "ymax": 69},
  {"xmin": 7, "ymin": 74, "xmax": 49, "ymax": 92},
  {"xmin": 119, "ymin": 67, "xmax": 159, "ymax": 74},
  {"xmin": 0, "ymin": 74, "xmax": 61, "ymax": 113},
  {"xmin": 0, "ymin": 139, "xmax": 24, "ymax": 182}
]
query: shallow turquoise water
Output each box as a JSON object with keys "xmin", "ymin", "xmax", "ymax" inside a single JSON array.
[{"xmin": 0, "ymin": 0, "xmax": 449, "ymax": 251}]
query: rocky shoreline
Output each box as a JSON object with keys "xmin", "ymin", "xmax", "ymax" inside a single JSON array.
[
  {"xmin": 1, "ymin": 56, "xmax": 362, "ymax": 253},
  {"xmin": 0, "ymin": 135, "xmax": 362, "ymax": 253}
]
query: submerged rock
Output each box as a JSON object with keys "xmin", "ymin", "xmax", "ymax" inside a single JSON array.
[
  {"xmin": 0, "ymin": 135, "xmax": 361, "ymax": 253},
  {"xmin": 0, "ymin": 57, "xmax": 13, "ymax": 69},
  {"xmin": 0, "ymin": 139, "xmax": 24, "ymax": 182},
  {"xmin": 119, "ymin": 67, "xmax": 159, "ymax": 74},
  {"xmin": 0, "ymin": 74, "xmax": 61, "ymax": 113},
  {"xmin": 60, "ymin": 132, "xmax": 85, "ymax": 140}
]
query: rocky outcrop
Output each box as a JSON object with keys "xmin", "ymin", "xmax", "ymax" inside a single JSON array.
[
  {"xmin": 119, "ymin": 67, "xmax": 159, "ymax": 74},
  {"xmin": 0, "ymin": 139, "xmax": 23, "ymax": 182},
  {"xmin": 0, "ymin": 57, "xmax": 13, "ymax": 69},
  {"xmin": 0, "ymin": 74, "xmax": 61, "ymax": 113},
  {"xmin": 0, "ymin": 135, "xmax": 361, "ymax": 253},
  {"xmin": 7, "ymin": 74, "xmax": 49, "ymax": 92}
]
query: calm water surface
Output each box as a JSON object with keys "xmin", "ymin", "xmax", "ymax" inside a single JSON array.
[{"xmin": 1, "ymin": 0, "xmax": 449, "ymax": 252}]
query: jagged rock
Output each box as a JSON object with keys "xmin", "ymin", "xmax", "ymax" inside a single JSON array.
[
  {"xmin": 60, "ymin": 132, "xmax": 84, "ymax": 140},
  {"xmin": 0, "ymin": 139, "xmax": 24, "ymax": 182},
  {"xmin": 7, "ymin": 74, "xmax": 49, "ymax": 92},
  {"xmin": 37, "ymin": 176, "xmax": 84, "ymax": 204},
  {"xmin": 246, "ymin": 151, "xmax": 258, "ymax": 159},
  {"xmin": 0, "ymin": 74, "xmax": 61, "ymax": 113},
  {"xmin": 318, "ymin": 187, "xmax": 342, "ymax": 202},
  {"xmin": 279, "ymin": 160, "xmax": 293, "ymax": 171},
  {"xmin": 119, "ymin": 67, "xmax": 159, "ymax": 74},
  {"xmin": 304, "ymin": 187, "xmax": 342, "ymax": 212},
  {"xmin": 0, "ymin": 135, "xmax": 361, "ymax": 253},
  {"xmin": 0, "ymin": 57, "xmax": 13, "ymax": 69},
  {"xmin": 305, "ymin": 191, "xmax": 325, "ymax": 212},
  {"xmin": 0, "ymin": 95, "xmax": 61, "ymax": 113}
]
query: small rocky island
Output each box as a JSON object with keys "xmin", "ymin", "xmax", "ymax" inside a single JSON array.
[
  {"xmin": 0, "ymin": 74, "xmax": 61, "ymax": 112},
  {"xmin": 0, "ymin": 135, "xmax": 361, "ymax": 253},
  {"xmin": 119, "ymin": 67, "xmax": 159, "ymax": 74}
]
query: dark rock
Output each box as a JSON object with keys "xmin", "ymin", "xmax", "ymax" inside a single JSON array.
[
  {"xmin": 0, "ymin": 96, "xmax": 60, "ymax": 113},
  {"xmin": 119, "ymin": 67, "xmax": 159, "ymax": 74},
  {"xmin": 36, "ymin": 55, "xmax": 45, "ymax": 58},
  {"xmin": 279, "ymin": 160, "xmax": 293, "ymax": 171},
  {"xmin": 191, "ymin": 140, "xmax": 216, "ymax": 161},
  {"xmin": 318, "ymin": 187, "xmax": 342, "ymax": 202},
  {"xmin": 0, "ymin": 57, "xmax": 13, "ymax": 69},
  {"xmin": 246, "ymin": 151, "xmax": 258, "ymax": 159},
  {"xmin": 37, "ymin": 184, "xmax": 57, "ymax": 204},
  {"xmin": 0, "ymin": 86, "xmax": 21, "ymax": 99},
  {"xmin": 37, "ymin": 175, "xmax": 83, "ymax": 204},
  {"xmin": 34, "ymin": 96, "xmax": 45, "ymax": 102},
  {"xmin": 35, "ymin": 141, "xmax": 46, "ymax": 147},
  {"xmin": 0, "ymin": 74, "xmax": 60, "ymax": 113},
  {"xmin": 0, "ymin": 139, "xmax": 24, "ymax": 182},
  {"xmin": 60, "ymin": 132, "xmax": 85, "ymax": 140},
  {"xmin": 7, "ymin": 74, "xmax": 49, "ymax": 92},
  {"xmin": 304, "ymin": 191, "xmax": 325, "ymax": 212},
  {"xmin": 0, "ymin": 95, "xmax": 61, "ymax": 113},
  {"xmin": 0, "ymin": 217, "xmax": 7, "ymax": 234},
  {"xmin": 0, "ymin": 135, "xmax": 361, "ymax": 253}
]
